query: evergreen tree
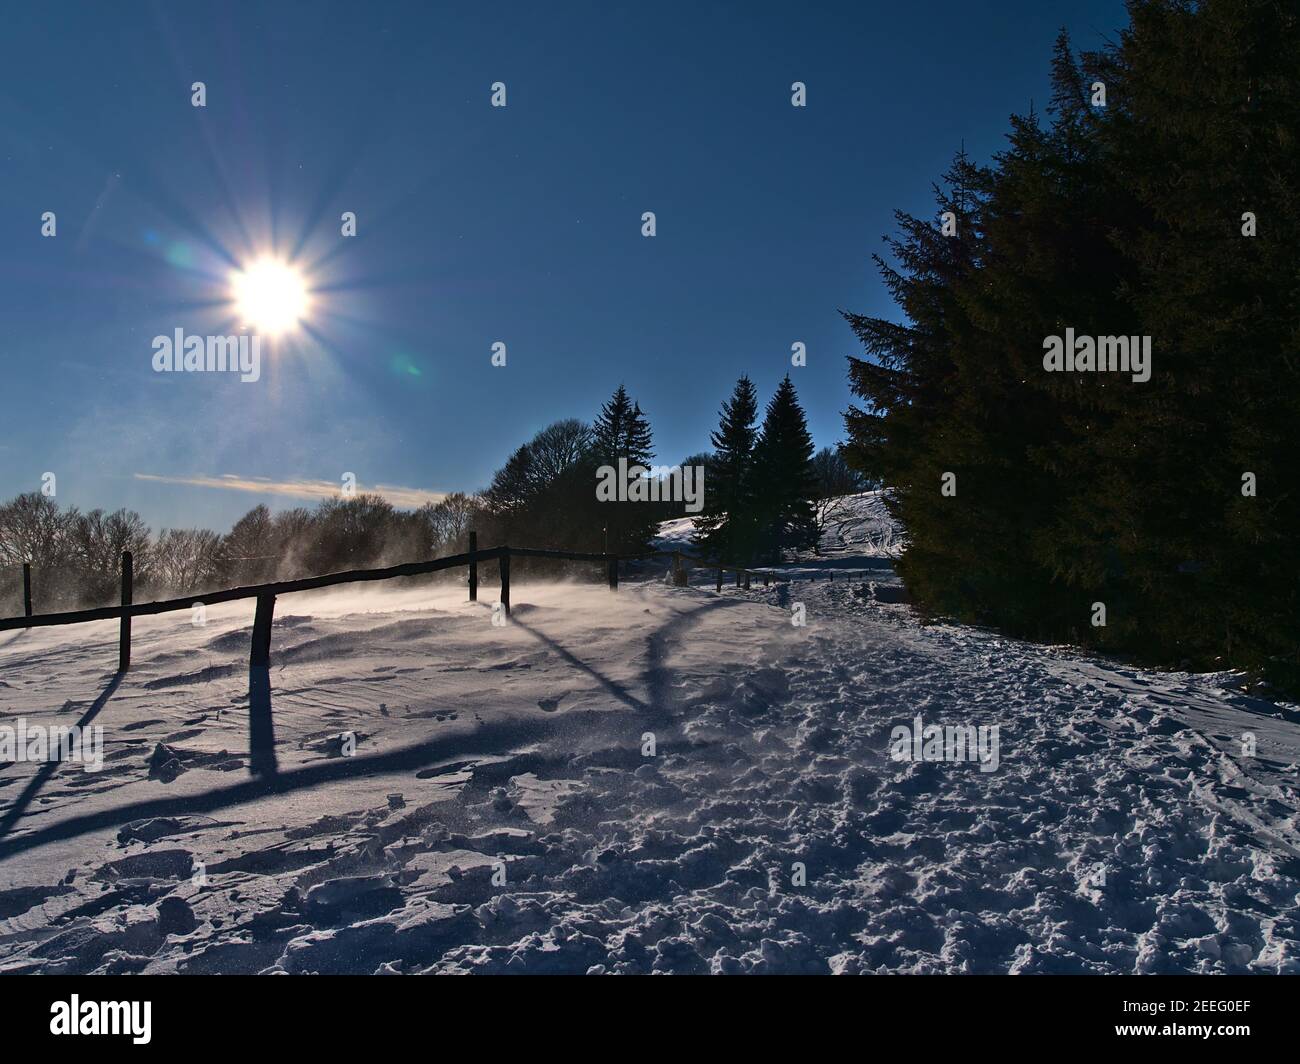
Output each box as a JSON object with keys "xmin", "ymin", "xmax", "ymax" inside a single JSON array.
[
  {"xmin": 1094, "ymin": 0, "xmax": 1300, "ymax": 684},
  {"xmin": 692, "ymin": 376, "xmax": 759, "ymax": 562},
  {"xmin": 843, "ymin": 0, "xmax": 1300, "ymax": 691},
  {"xmin": 592, "ymin": 385, "xmax": 653, "ymax": 469},
  {"xmin": 591, "ymin": 385, "xmax": 658, "ymax": 552},
  {"xmin": 847, "ymin": 42, "xmax": 1138, "ymax": 637},
  {"xmin": 752, "ymin": 376, "xmax": 818, "ymax": 560},
  {"xmin": 625, "ymin": 403, "xmax": 653, "ymax": 470},
  {"xmin": 842, "ymin": 147, "xmax": 991, "ymax": 614}
]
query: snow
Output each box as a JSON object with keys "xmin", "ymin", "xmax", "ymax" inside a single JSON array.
[
  {"xmin": 652, "ymin": 489, "xmax": 904, "ymax": 561},
  {"xmin": 1, "ymin": 496, "xmax": 1297, "ymax": 974}
]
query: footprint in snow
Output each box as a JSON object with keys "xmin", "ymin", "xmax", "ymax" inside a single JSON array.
[{"xmin": 538, "ymin": 697, "xmax": 561, "ymax": 713}]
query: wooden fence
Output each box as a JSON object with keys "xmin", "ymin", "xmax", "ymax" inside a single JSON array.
[{"xmin": 0, "ymin": 538, "xmax": 790, "ymax": 674}]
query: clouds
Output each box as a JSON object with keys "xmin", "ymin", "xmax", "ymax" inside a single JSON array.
[{"xmin": 133, "ymin": 472, "xmax": 445, "ymax": 510}]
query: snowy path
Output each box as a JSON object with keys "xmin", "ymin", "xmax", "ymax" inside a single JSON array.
[{"xmin": 1, "ymin": 564, "xmax": 1297, "ymax": 974}]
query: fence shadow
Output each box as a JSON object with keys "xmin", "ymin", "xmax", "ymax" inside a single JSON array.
[
  {"xmin": 0, "ymin": 548, "xmax": 780, "ymax": 862},
  {"xmin": 0, "ymin": 671, "xmax": 123, "ymax": 843},
  {"xmin": 248, "ymin": 666, "xmax": 278, "ymax": 776},
  {"xmin": 506, "ymin": 595, "xmax": 745, "ymax": 721},
  {"xmin": 0, "ymin": 707, "xmax": 611, "ymax": 863}
]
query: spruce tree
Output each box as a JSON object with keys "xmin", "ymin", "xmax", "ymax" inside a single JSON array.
[
  {"xmin": 846, "ymin": 44, "xmax": 1137, "ymax": 638},
  {"xmin": 842, "ymin": 1, "xmax": 1300, "ymax": 691},
  {"xmin": 591, "ymin": 384, "xmax": 658, "ymax": 552},
  {"xmin": 1096, "ymin": 0, "xmax": 1300, "ymax": 684},
  {"xmin": 692, "ymin": 376, "xmax": 759, "ymax": 562},
  {"xmin": 842, "ymin": 147, "xmax": 992, "ymax": 617},
  {"xmin": 752, "ymin": 376, "xmax": 818, "ymax": 560},
  {"xmin": 626, "ymin": 404, "xmax": 653, "ymax": 469},
  {"xmin": 592, "ymin": 385, "xmax": 653, "ymax": 469}
]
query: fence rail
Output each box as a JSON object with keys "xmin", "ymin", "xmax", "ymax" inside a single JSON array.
[
  {"xmin": 1, "ymin": 546, "xmax": 505, "ymax": 632},
  {"xmin": 1, "ymin": 539, "xmax": 791, "ymax": 674}
]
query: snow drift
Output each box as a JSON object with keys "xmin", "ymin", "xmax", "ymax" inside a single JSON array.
[{"xmin": 0, "ymin": 496, "xmax": 1297, "ymax": 974}]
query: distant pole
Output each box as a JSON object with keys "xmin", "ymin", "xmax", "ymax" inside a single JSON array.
[
  {"xmin": 603, "ymin": 526, "xmax": 608, "ymax": 554},
  {"xmin": 608, "ymin": 556, "xmax": 618, "ymax": 591},
  {"xmin": 468, "ymin": 530, "xmax": 478, "ymax": 602},
  {"xmin": 251, "ymin": 593, "xmax": 276, "ymax": 666},
  {"xmin": 499, "ymin": 548, "xmax": 511, "ymax": 617},
  {"xmin": 22, "ymin": 563, "xmax": 32, "ymax": 623},
  {"xmin": 118, "ymin": 551, "xmax": 133, "ymax": 673},
  {"xmin": 671, "ymin": 551, "xmax": 687, "ymax": 587}
]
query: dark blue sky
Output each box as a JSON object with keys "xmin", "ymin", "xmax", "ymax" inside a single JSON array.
[{"xmin": 0, "ymin": 0, "xmax": 1128, "ymax": 531}]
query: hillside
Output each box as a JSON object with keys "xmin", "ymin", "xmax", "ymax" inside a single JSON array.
[
  {"xmin": 0, "ymin": 499, "xmax": 1297, "ymax": 973},
  {"xmin": 653, "ymin": 489, "xmax": 904, "ymax": 560}
]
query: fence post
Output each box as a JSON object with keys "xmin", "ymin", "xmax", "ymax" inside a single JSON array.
[
  {"xmin": 117, "ymin": 551, "xmax": 133, "ymax": 672},
  {"xmin": 608, "ymin": 556, "xmax": 618, "ymax": 591},
  {"xmin": 716, "ymin": 568, "xmax": 722, "ymax": 593},
  {"xmin": 499, "ymin": 548, "xmax": 510, "ymax": 617},
  {"xmin": 468, "ymin": 530, "xmax": 478, "ymax": 602},
  {"xmin": 251, "ymin": 593, "xmax": 275, "ymax": 666},
  {"xmin": 22, "ymin": 563, "xmax": 32, "ymax": 623}
]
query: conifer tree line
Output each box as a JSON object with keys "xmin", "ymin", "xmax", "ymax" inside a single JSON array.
[
  {"xmin": 691, "ymin": 374, "xmax": 842, "ymax": 564},
  {"xmin": 1, "ymin": 376, "xmax": 853, "ymax": 612},
  {"xmin": 481, "ymin": 376, "xmax": 841, "ymax": 565},
  {"xmin": 843, "ymin": 0, "xmax": 1300, "ymax": 689}
]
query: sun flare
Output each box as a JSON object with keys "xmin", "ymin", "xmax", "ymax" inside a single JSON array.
[{"xmin": 230, "ymin": 258, "xmax": 311, "ymax": 336}]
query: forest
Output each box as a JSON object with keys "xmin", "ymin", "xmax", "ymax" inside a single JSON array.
[{"xmin": 841, "ymin": 0, "xmax": 1300, "ymax": 690}]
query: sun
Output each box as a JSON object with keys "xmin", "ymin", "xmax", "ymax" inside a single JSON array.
[{"xmin": 230, "ymin": 258, "xmax": 311, "ymax": 336}]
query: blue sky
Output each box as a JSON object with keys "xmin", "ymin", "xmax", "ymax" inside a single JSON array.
[{"xmin": 0, "ymin": 0, "xmax": 1127, "ymax": 532}]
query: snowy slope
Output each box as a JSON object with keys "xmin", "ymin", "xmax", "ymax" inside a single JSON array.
[
  {"xmin": 652, "ymin": 489, "xmax": 903, "ymax": 559},
  {"xmin": 0, "ymin": 503, "xmax": 1297, "ymax": 974}
]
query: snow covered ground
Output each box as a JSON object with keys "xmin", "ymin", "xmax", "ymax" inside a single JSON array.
[
  {"xmin": 654, "ymin": 488, "xmax": 904, "ymax": 562},
  {"xmin": 1, "ymin": 495, "xmax": 1298, "ymax": 974}
]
